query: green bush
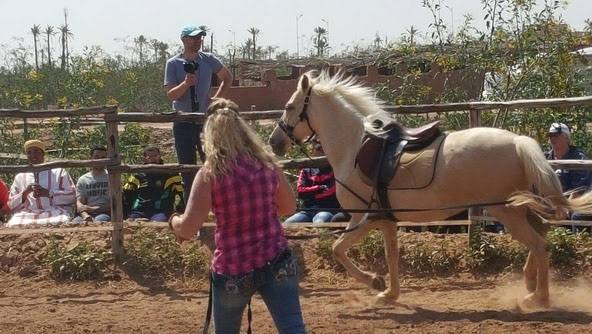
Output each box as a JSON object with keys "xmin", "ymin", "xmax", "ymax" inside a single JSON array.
[
  {"xmin": 43, "ymin": 237, "xmax": 110, "ymax": 280},
  {"xmin": 402, "ymin": 240, "xmax": 460, "ymax": 274},
  {"xmin": 123, "ymin": 223, "xmax": 209, "ymax": 278},
  {"xmin": 547, "ymin": 227, "xmax": 579, "ymax": 269},
  {"xmin": 465, "ymin": 232, "xmax": 528, "ymax": 272},
  {"xmin": 350, "ymin": 230, "xmax": 385, "ymax": 261}
]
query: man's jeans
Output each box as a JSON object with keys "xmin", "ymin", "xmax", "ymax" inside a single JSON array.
[
  {"xmin": 72, "ymin": 213, "xmax": 110, "ymax": 223},
  {"xmin": 211, "ymin": 250, "xmax": 306, "ymax": 334},
  {"xmin": 173, "ymin": 122, "xmax": 205, "ymax": 204},
  {"xmin": 284, "ymin": 211, "xmax": 335, "ymax": 224},
  {"xmin": 129, "ymin": 211, "xmax": 168, "ymax": 222}
]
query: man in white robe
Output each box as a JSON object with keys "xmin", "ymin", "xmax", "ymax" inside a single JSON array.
[{"xmin": 6, "ymin": 140, "xmax": 76, "ymax": 227}]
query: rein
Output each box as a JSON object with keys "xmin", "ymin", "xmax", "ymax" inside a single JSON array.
[{"xmin": 284, "ymin": 200, "xmax": 511, "ymax": 240}]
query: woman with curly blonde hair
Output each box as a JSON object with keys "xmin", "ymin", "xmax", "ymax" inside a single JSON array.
[{"xmin": 169, "ymin": 98, "xmax": 306, "ymax": 334}]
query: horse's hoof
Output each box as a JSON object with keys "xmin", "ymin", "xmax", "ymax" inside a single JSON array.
[
  {"xmin": 377, "ymin": 290, "xmax": 399, "ymax": 303},
  {"xmin": 371, "ymin": 276, "xmax": 386, "ymax": 291},
  {"xmin": 525, "ymin": 278, "xmax": 537, "ymax": 293},
  {"xmin": 521, "ymin": 292, "xmax": 550, "ymax": 309}
]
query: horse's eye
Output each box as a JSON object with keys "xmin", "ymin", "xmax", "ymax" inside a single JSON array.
[{"xmin": 285, "ymin": 105, "xmax": 294, "ymax": 111}]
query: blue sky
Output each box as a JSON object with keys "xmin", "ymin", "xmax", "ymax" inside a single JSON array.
[{"xmin": 1, "ymin": 0, "xmax": 591, "ymax": 59}]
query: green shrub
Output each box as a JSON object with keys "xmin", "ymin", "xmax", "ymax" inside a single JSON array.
[
  {"xmin": 465, "ymin": 232, "xmax": 528, "ymax": 272},
  {"xmin": 43, "ymin": 237, "xmax": 110, "ymax": 280},
  {"xmin": 314, "ymin": 235, "xmax": 335, "ymax": 260},
  {"xmin": 351, "ymin": 230, "xmax": 385, "ymax": 261},
  {"xmin": 547, "ymin": 227, "xmax": 579, "ymax": 269},
  {"xmin": 123, "ymin": 223, "xmax": 208, "ymax": 278},
  {"xmin": 402, "ymin": 240, "xmax": 460, "ymax": 274}
]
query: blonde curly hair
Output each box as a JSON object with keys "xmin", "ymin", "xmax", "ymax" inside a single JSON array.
[{"xmin": 202, "ymin": 98, "xmax": 278, "ymax": 178}]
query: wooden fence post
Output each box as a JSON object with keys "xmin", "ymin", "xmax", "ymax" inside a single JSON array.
[
  {"xmin": 106, "ymin": 120, "xmax": 124, "ymax": 262},
  {"xmin": 468, "ymin": 107, "xmax": 482, "ymax": 246}
]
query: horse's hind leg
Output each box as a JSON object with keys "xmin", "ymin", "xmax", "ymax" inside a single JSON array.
[
  {"xmin": 377, "ymin": 221, "xmax": 400, "ymax": 302},
  {"xmin": 487, "ymin": 206, "xmax": 551, "ymax": 307},
  {"xmin": 524, "ymin": 209, "xmax": 550, "ymax": 293},
  {"xmin": 333, "ymin": 215, "xmax": 383, "ymax": 291}
]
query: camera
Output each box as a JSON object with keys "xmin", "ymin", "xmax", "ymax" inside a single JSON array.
[{"xmin": 183, "ymin": 60, "xmax": 198, "ymax": 74}]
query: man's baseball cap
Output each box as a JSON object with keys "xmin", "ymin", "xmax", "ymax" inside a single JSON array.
[
  {"xmin": 181, "ymin": 25, "xmax": 206, "ymax": 38},
  {"xmin": 548, "ymin": 122, "xmax": 570, "ymax": 135}
]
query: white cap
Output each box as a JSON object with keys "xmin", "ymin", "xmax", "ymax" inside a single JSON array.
[{"xmin": 548, "ymin": 122, "xmax": 570, "ymax": 135}]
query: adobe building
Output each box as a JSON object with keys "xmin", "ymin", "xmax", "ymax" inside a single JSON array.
[{"xmin": 216, "ymin": 61, "xmax": 482, "ymax": 111}]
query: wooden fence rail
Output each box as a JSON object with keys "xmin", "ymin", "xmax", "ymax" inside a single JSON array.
[{"xmin": 2, "ymin": 95, "xmax": 592, "ymax": 260}]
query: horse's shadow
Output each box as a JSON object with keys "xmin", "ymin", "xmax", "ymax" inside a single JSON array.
[{"xmin": 339, "ymin": 305, "xmax": 592, "ymax": 325}]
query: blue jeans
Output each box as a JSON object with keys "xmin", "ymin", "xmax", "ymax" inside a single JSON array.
[
  {"xmin": 173, "ymin": 122, "xmax": 205, "ymax": 204},
  {"xmin": 570, "ymin": 213, "xmax": 592, "ymax": 233},
  {"xmin": 129, "ymin": 211, "xmax": 168, "ymax": 222},
  {"xmin": 72, "ymin": 213, "xmax": 111, "ymax": 223},
  {"xmin": 284, "ymin": 211, "xmax": 335, "ymax": 223},
  {"xmin": 211, "ymin": 250, "xmax": 306, "ymax": 334}
]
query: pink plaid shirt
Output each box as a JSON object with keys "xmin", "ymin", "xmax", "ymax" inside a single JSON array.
[{"xmin": 210, "ymin": 155, "xmax": 288, "ymax": 275}]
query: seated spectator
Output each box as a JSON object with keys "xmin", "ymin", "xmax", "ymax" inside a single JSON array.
[
  {"xmin": 72, "ymin": 145, "xmax": 111, "ymax": 223},
  {"xmin": 285, "ymin": 141, "xmax": 340, "ymax": 223},
  {"xmin": 6, "ymin": 140, "xmax": 76, "ymax": 227},
  {"xmin": 123, "ymin": 145, "xmax": 183, "ymax": 222},
  {"xmin": 331, "ymin": 211, "xmax": 351, "ymax": 222},
  {"xmin": 544, "ymin": 122, "xmax": 592, "ymax": 233},
  {"xmin": 0, "ymin": 178, "xmax": 9, "ymax": 223}
]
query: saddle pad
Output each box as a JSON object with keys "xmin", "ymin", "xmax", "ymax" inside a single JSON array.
[{"xmin": 357, "ymin": 134, "xmax": 446, "ymax": 190}]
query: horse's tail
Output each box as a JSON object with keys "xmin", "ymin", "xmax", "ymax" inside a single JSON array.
[{"xmin": 508, "ymin": 135, "xmax": 592, "ymax": 219}]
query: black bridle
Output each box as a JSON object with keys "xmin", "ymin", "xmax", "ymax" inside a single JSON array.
[{"xmin": 277, "ymin": 87, "xmax": 316, "ymax": 144}]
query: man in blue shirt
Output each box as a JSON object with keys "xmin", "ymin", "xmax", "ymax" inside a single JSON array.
[
  {"xmin": 544, "ymin": 122, "xmax": 591, "ymax": 232},
  {"xmin": 164, "ymin": 25, "xmax": 232, "ymax": 204}
]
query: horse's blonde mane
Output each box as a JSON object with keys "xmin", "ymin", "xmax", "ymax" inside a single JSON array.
[{"xmin": 305, "ymin": 69, "xmax": 384, "ymax": 116}]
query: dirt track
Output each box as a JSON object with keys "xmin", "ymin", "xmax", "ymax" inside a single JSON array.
[
  {"xmin": 0, "ymin": 229, "xmax": 591, "ymax": 333},
  {"xmin": 1, "ymin": 272, "xmax": 591, "ymax": 333}
]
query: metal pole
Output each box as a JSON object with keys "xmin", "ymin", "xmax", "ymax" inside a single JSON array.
[{"xmin": 296, "ymin": 14, "xmax": 303, "ymax": 58}]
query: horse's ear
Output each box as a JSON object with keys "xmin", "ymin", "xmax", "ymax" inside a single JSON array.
[{"xmin": 299, "ymin": 74, "xmax": 310, "ymax": 92}]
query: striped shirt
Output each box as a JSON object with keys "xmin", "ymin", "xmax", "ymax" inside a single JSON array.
[
  {"xmin": 210, "ymin": 155, "xmax": 288, "ymax": 275},
  {"xmin": 6, "ymin": 168, "xmax": 76, "ymax": 227}
]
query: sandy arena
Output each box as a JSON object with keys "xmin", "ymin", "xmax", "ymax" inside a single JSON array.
[{"xmin": 0, "ymin": 230, "xmax": 591, "ymax": 333}]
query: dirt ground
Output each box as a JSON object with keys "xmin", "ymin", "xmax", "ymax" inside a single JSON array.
[{"xmin": 0, "ymin": 231, "xmax": 591, "ymax": 334}]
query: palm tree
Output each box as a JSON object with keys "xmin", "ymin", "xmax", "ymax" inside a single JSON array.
[
  {"xmin": 134, "ymin": 35, "xmax": 147, "ymax": 62},
  {"xmin": 157, "ymin": 42, "xmax": 169, "ymax": 61},
  {"xmin": 312, "ymin": 26, "xmax": 328, "ymax": 57},
  {"xmin": 242, "ymin": 38, "xmax": 253, "ymax": 59},
  {"xmin": 266, "ymin": 45, "xmax": 277, "ymax": 59},
  {"xmin": 58, "ymin": 9, "xmax": 74, "ymax": 69},
  {"xmin": 198, "ymin": 25, "xmax": 210, "ymax": 51},
  {"xmin": 406, "ymin": 25, "xmax": 419, "ymax": 46},
  {"xmin": 44, "ymin": 25, "xmax": 55, "ymax": 68},
  {"xmin": 30, "ymin": 24, "xmax": 41, "ymax": 71},
  {"xmin": 373, "ymin": 32, "xmax": 383, "ymax": 49},
  {"xmin": 247, "ymin": 27, "xmax": 260, "ymax": 60},
  {"xmin": 586, "ymin": 19, "xmax": 592, "ymax": 34},
  {"xmin": 150, "ymin": 39, "xmax": 160, "ymax": 61}
]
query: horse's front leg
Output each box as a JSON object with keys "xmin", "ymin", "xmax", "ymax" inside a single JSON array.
[
  {"xmin": 377, "ymin": 221, "xmax": 399, "ymax": 302},
  {"xmin": 332, "ymin": 215, "xmax": 381, "ymax": 290}
]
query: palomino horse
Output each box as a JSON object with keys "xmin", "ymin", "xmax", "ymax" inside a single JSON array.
[{"xmin": 269, "ymin": 70, "xmax": 592, "ymax": 307}]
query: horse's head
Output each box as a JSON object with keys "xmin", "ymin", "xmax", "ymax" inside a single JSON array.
[{"xmin": 269, "ymin": 73, "xmax": 316, "ymax": 156}]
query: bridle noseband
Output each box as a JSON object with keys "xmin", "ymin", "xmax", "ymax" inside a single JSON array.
[{"xmin": 277, "ymin": 87, "xmax": 316, "ymax": 144}]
